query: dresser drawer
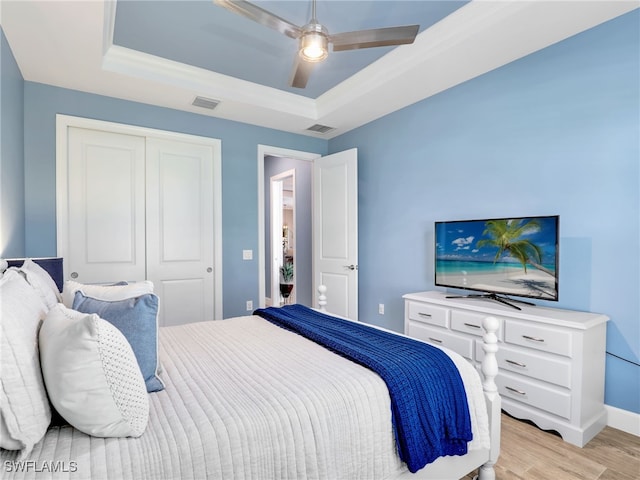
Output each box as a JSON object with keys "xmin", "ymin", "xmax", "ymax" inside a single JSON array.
[
  {"xmin": 407, "ymin": 322, "xmax": 473, "ymax": 360},
  {"xmin": 476, "ymin": 341, "xmax": 571, "ymax": 388},
  {"xmin": 451, "ymin": 310, "xmax": 502, "ymax": 338},
  {"xmin": 505, "ymin": 319, "xmax": 572, "ymax": 357},
  {"xmin": 497, "ymin": 372, "xmax": 571, "ymax": 419},
  {"xmin": 407, "ymin": 301, "xmax": 450, "ymax": 328}
]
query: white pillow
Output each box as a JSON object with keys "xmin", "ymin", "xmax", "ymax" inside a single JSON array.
[
  {"xmin": 8, "ymin": 261, "xmax": 60, "ymax": 311},
  {"xmin": 62, "ymin": 280, "xmax": 154, "ymax": 308},
  {"xmin": 39, "ymin": 304, "xmax": 149, "ymax": 438},
  {"xmin": 0, "ymin": 269, "xmax": 51, "ymax": 454},
  {"xmin": 0, "ymin": 413, "xmax": 22, "ymax": 450},
  {"xmin": 20, "ymin": 259, "xmax": 62, "ymax": 303}
]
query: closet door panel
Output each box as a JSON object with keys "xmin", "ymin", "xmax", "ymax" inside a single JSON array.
[
  {"xmin": 146, "ymin": 138, "xmax": 215, "ymax": 326},
  {"xmin": 67, "ymin": 128, "xmax": 146, "ymax": 283},
  {"xmin": 157, "ymin": 279, "xmax": 206, "ymax": 327},
  {"xmin": 157, "ymin": 153, "xmax": 202, "ymax": 261}
]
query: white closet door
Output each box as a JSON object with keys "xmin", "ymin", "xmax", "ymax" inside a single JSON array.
[
  {"xmin": 145, "ymin": 137, "xmax": 215, "ymax": 326},
  {"xmin": 67, "ymin": 127, "xmax": 146, "ymax": 284}
]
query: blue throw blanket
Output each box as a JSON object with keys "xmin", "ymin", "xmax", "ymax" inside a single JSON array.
[{"xmin": 254, "ymin": 305, "xmax": 472, "ymax": 473}]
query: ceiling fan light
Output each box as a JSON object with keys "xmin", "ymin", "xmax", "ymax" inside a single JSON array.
[{"xmin": 299, "ymin": 32, "xmax": 328, "ymax": 62}]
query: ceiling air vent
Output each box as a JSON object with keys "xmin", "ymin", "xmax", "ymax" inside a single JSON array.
[
  {"xmin": 306, "ymin": 124, "xmax": 335, "ymax": 135},
  {"xmin": 192, "ymin": 96, "xmax": 220, "ymax": 110}
]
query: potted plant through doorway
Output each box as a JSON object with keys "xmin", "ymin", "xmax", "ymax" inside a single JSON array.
[{"xmin": 279, "ymin": 261, "xmax": 294, "ymax": 304}]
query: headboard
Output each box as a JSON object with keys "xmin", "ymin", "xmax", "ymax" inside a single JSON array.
[{"xmin": 6, "ymin": 257, "xmax": 64, "ymax": 291}]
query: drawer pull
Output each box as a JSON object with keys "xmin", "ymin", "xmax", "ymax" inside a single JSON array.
[
  {"xmin": 505, "ymin": 359, "xmax": 527, "ymax": 368},
  {"xmin": 428, "ymin": 337, "xmax": 443, "ymax": 344},
  {"xmin": 505, "ymin": 386, "xmax": 527, "ymax": 396},
  {"xmin": 464, "ymin": 322, "xmax": 481, "ymax": 329},
  {"xmin": 418, "ymin": 312, "xmax": 432, "ymax": 318},
  {"xmin": 522, "ymin": 335, "xmax": 545, "ymax": 343}
]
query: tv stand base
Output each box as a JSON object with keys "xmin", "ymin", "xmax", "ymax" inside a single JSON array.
[{"xmin": 445, "ymin": 293, "xmax": 536, "ymax": 310}]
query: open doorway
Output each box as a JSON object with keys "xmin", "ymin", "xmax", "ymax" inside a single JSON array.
[
  {"xmin": 270, "ymin": 170, "xmax": 296, "ymax": 306},
  {"xmin": 258, "ymin": 146, "xmax": 319, "ymax": 309}
]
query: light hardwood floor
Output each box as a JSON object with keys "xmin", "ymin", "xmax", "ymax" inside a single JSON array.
[{"xmin": 462, "ymin": 413, "xmax": 640, "ymax": 480}]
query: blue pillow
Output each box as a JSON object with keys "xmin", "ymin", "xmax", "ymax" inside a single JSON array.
[{"xmin": 72, "ymin": 292, "xmax": 164, "ymax": 392}]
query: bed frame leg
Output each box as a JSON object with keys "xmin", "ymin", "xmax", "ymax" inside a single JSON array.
[
  {"xmin": 475, "ymin": 462, "xmax": 496, "ymax": 480},
  {"xmin": 475, "ymin": 315, "xmax": 501, "ymax": 480},
  {"xmin": 317, "ymin": 285, "xmax": 327, "ymax": 312}
]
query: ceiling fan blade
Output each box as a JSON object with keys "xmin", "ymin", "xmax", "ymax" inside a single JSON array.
[
  {"xmin": 331, "ymin": 25, "xmax": 419, "ymax": 52},
  {"xmin": 213, "ymin": 0, "xmax": 302, "ymax": 39},
  {"xmin": 289, "ymin": 57, "xmax": 315, "ymax": 89}
]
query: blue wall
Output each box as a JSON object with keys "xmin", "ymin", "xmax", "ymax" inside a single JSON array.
[
  {"xmin": 20, "ymin": 83, "xmax": 327, "ymax": 318},
  {"xmin": 0, "ymin": 27, "xmax": 25, "ymax": 257},
  {"xmin": 329, "ymin": 11, "xmax": 640, "ymax": 414},
  {"xmin": 3, "ymin": 10, "xmax": 638, "ymax": 415}
]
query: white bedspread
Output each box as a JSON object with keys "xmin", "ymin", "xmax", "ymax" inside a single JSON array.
[{"xmin": 1, "ymin": 315, "xmax": 489, "ymax": 479}]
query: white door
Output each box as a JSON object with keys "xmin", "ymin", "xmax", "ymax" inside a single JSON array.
[
  {"xmin": 313, "ymin": 148, "xmax": 358, "ymax": 320},
  {"xmin": 62, "ymin": 123, "xmax": 218, "ymax": 326},
  {"xmin": 66, "ymin": 127, "xmax": 146, "ymax": 283},
  {"xmin": 146, "ymin": 138, "xmax": 215, "ymax": 326}
]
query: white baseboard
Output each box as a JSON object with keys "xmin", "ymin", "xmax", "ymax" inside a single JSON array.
[{"xmin": 606, "ymin": 404, "xmax": 640, "ymax": 436}]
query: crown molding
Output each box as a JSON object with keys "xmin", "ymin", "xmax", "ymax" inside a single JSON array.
[{"xmin": 102, "ymin": 45, "xmax": 318, "ymax": 120}]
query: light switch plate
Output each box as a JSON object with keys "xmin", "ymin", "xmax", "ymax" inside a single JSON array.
[{"xmin": 243, "ymin": 249, "xmax": 253, "ymax": 260}]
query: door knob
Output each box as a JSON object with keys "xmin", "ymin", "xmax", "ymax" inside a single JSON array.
[
  {"xmin": 70, "ymin": 272, "xmax": 79, "ymax": 279},
  {"xmin": 345, "ymin": 264, "xmax": 358, "ymax": 271}
]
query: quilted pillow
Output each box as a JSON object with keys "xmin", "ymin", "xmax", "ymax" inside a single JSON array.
[
  {"xmin": 73, "ymin": 292, "xmax": 164, "ymax": 392},
  {"xmin": 61, "ymin": 280, "xmax": 154, "ymax": 308},
  {"xmin": 0, "ymin": 269, "xmax": 51, "ymax": 454},
  {"xmin": 39, "ymin": 304, "xmax": 149, "ymax": 438},
  {"xmin": 8, "ymin": 259, "xmax": 61, "ymax": 311},
  {"xmin": 20, "ymin": 258, "xmax": 62, "ymax": 302}
]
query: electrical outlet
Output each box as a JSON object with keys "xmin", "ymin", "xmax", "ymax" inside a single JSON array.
[
  {"xmin": 246, "ymin": 300, "xmax": 253, "ymax": 311},
  {"xmin": 378, "ymin": 303, "xmax": 384, "ymax": 315}
]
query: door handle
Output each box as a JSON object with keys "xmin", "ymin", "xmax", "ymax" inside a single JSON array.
[{"xmin": 345, "ymin": 264, "xmax": 358, "ymax": 270}]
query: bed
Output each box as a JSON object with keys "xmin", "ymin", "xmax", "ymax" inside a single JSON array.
[{"xmin": 1, "ymin": 258, "xmax": 500, "ymax": 480}]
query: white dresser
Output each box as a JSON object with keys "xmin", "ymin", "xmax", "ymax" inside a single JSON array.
[{"xmin": 403, "ymin": 291, "xmax": 609, "ymax": 447}]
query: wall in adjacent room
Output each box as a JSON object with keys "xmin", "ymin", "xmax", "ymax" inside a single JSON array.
[
  {"xmin": 264, "ymin": 155, "xmax": 313, "ymax": 307},
  {"xmin": 21, "ymin": 83, "xmax": 327, "ymax": 318},
  {"xmin": 329, "ymin": 10, "xmax": 640, "ymax": 414},
  {"xmin": 0, "ymin": 27, "xmax": 25, "ymax": 257}
]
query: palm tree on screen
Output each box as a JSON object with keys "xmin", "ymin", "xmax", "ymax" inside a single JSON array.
[{"xmin": 476, "ymin": 219, "xmax": 554, "ymax": 276}]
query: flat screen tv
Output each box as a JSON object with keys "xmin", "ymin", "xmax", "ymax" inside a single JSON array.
[{"xmin": 435, "ymin": 215, "xmax": 559, "ymax": 309}]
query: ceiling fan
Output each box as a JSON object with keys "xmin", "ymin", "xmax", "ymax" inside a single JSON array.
[{"xmin": 213, "ymin": 0, "xmax": 419, "ymax": 89}]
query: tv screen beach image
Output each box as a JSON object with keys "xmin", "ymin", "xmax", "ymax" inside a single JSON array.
[{"xmin": 435, "ymin": 217, "xmax": 559, "ymax": 301}]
